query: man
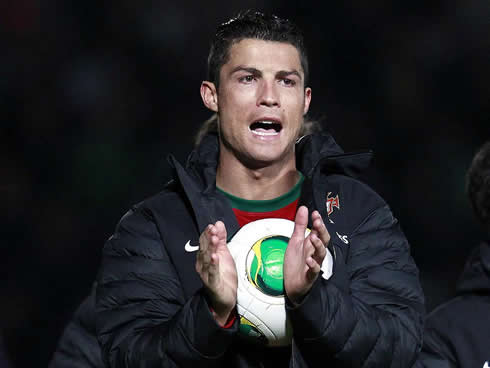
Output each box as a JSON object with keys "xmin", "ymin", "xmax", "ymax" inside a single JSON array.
[
  {"xmin": 47, "ymin": 118, "xmax": 321, "ymax": 368},
  {"xmin": 416, "ymin": 142, "xmax": 490, "ymax": 368},
  {"xmin": 96, "ymin": 11, "xmax": 425, "ymax": 367}
]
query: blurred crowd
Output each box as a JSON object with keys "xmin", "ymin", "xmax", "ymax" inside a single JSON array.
[{"xmin": 1, "ymin": 1, "xmax": 489, "ymax": 366}]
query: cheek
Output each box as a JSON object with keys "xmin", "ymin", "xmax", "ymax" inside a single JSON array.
[
  {"xmin": 219, "ymin": 95, "xmax": 241, "ymax": 118},
  {"xmin": 284, "ymin": 98, "xmax": 306, "ymax": 119},
  {"xmin": 226, "ymin": 85, "xmax": 256, "ymax": 106}
]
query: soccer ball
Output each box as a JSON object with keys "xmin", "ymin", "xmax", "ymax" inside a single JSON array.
[{"xmin": 227, "ymin": 218, "xmax": 333, "ymax": 346}]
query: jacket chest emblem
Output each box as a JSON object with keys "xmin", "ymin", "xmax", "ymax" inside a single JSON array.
[{"xmin": 326, "ymin": 192, "xmax": 340, "ymax": 216}]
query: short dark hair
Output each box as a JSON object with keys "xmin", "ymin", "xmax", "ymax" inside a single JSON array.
[
  {"xmin": 207, "ymin": 10, "xmax": 309, "ymax": 88},
  {"xmin": 466, "ymin": 141, "xmax": 490, "ymax": 231}
]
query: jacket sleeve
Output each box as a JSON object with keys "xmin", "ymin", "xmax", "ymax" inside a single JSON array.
[
  {"xmin": 95, "ymin": 207, "xmax": 238, "ymax": 368},
  {"xmin": 49, "ymin": 282, "xmax": 103, "ymax": 368},
  {"xmin": 287, "ymin": 204, "xmax": 425, "ymax": 367}
]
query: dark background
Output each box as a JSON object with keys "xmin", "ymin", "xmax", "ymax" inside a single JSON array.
[{"xmin": 1, "ymin": 1, "xmax": 489, "ymax": 367}]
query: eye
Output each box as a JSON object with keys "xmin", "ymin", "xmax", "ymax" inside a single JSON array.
[
  {"xmin": 239, "ymin": 75, "xmax": 255, "ymax": 83},
  {"xmin": 279, "ymin": 78, "xmax": 296, "ymax": 87}
]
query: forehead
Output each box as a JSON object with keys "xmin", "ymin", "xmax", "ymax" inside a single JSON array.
[{"xmin": 224, "ymin": 38, "xmax": 303, "ymax": 74}]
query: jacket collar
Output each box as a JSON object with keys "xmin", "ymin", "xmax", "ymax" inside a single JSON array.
[
  {"xmin": 167, "ymin": 132, "xmax": 373, "ymax": 234},
  {"xmin": 183, "ymin": 132, "xmax": 373, "ymax": 180},
  {"xmin": 456, "ymin": 240, "xmax": 490, "ymax": 295},
  {"xmin": 295, "ymin": 133, "xmax": 373, "ymax": 179}
]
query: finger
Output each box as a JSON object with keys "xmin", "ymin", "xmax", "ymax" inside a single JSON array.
[
  {"xmin": 195, "ymin": 248, "xmax": 207, "ymax": 278},
  {"xmin": 205, "ymin": 234, "xmax": 220, "ymax": 262},
  {"xmin": 302, "ymin": 230, "xmax": 315, "ymax": 255},
  {"xmin": 311, "ymin": 211, "xmax": 330, "ymax": 245},
  {"xmin": 201, "ymin": 235, "xmax": 218, "ymax": 271},
  {"xmin": 305, "ymin": 256, "xmax": 321, "ymax": 276},
  {"xmin": 195, "ymin": 257, "xmax": 202, "ymax": 274},
  {"xmin": 310, "ymin": 232, "xmax": 326, "ymax": 262},
  {"xmin": 215, "ymin": 220, "xmax": 227, "ymax": 244},
  {"xmin": 292, "ymin": 206, "xmax": 309, "ymax": 239},
  {"xmin": 199, "ymin": 224, "xmax": 213, "ymax": 253},
  {"xmin": 207, "ymin": 253, "xmax": 220, "ymax": 287},
  {"xmin": 197, "ymin": 233, "xmax": 218, "ymax": 279}
]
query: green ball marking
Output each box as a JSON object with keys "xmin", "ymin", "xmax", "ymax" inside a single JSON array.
[
  {"xmin": 238, "ymin": 316, "xmax": 268, "ymax": 344},
  {"xmin": 250, "ymin": 235, "xmax": 289, "ymax": 296}
]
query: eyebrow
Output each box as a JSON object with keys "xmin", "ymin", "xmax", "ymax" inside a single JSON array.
[
  {"xmin": 230, "ymin": 66, "xmax": 303, "ymax": 80},
  {"xmin": 276, "ymin": 70, "xmax": 302, "ymax": 80},
  {"xmin": 230, "ymin": 66, "xmax": 261, "ymax": 76}
]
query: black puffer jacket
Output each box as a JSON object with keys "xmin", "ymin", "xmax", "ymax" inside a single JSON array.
[
  {"xmin": 96, "ymin": 133, "xmax": 425, "ymax": 367},
  {"xmin": 49, "ymin": 282, "xmax": 103, "ymax": 368},
  {"xmin": 416, "ymin": 240, "xmax": 490, "ymax": 368}
]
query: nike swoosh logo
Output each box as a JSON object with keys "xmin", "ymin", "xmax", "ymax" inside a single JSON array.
[{"xmin": 184, "ymin": 240, "xmax": 199, "ymax": 252}]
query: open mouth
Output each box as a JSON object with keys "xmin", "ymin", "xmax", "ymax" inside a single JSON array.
[{"xmin": 249, "ymin": 120, "xmax": 282, "ymax": 136}]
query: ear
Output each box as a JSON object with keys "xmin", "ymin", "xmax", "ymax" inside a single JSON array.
[
  {"xmin": 200, "ymin": 81, "xmax": 219, "ymax": 112},
  {"xmin": 303, "ymin": 87, "xmax": 312, "ymax": 115}
]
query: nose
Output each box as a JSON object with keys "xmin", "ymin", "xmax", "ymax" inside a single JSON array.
[{"xmin": 257, "ymin": 80, "xmax": 280, "ymax": 108}]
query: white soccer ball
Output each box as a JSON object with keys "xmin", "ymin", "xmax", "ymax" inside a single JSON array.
[{"xmin": 227, "ymin": 218, "xmax": 333, "ymax": 346}]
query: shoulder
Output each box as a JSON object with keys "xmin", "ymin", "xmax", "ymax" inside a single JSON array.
[
  {"xmin": 330, "ymin": 174, "xmax": 385, "ymax": 209},
  {"xmin": 106, "ymin": 180, "xmax": 195, "ymax": 256},
  {"xmin": 426, "ymin": 295, "xmax": 490, "ymax": 331},
  {"xmin": 105, "ymin": 184, "xmax": 177, "ymax": 254},
  {"xmin": 318, "ymin": 173, "xmax": 392, "ymax": 235},
  {"xmin": 114, "ymin": 180, "xmax": 186, "ymax": 233},
  {"xmin": 422, "ymin": 295, "xmax": 490, "ymax": 367}
]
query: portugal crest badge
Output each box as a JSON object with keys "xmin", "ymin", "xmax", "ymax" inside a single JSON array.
[{"xmin": 326, "ymin": 192, "xmax": 340, "ymax": 216}]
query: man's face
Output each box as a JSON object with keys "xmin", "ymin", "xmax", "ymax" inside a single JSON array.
[{"xmin": 202, "ymin": 38, "xmax": 311, "ymax": 169}]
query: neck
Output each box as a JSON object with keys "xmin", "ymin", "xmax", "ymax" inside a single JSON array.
[{"xmin": 216, "ymin": 151, "xmax": 299, "ymax": 201}]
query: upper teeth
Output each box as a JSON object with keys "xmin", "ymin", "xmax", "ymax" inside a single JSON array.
[{"xmin": 258, "ymin": 121, "xmax": 275, "ymax": 124}]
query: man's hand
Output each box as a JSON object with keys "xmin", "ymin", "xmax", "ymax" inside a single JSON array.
[
  {"xmin": 284, "ymin": 206, "xmax": 331, "ymax": 305},
  {"xmin": 195, "ymin": 221, "xmax": 237, "ymax": 326}
]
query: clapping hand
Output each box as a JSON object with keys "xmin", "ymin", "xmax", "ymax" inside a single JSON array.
[
  {"xmin": 195, "ymin": 221, "xmax": 237, "ymax": 325},
  {"xmin": 284, "ymin": 206, "xmax": 331, "ymax": 305}
]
